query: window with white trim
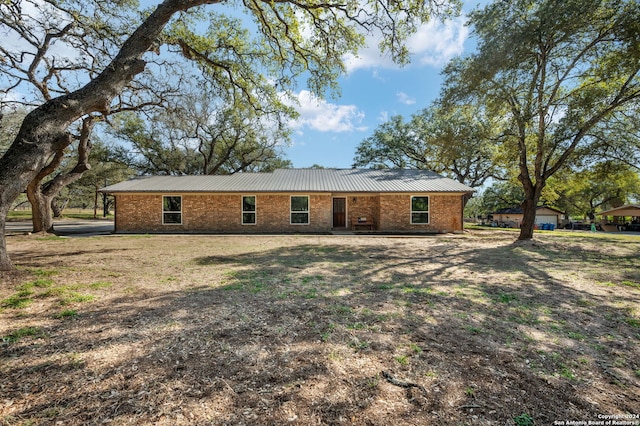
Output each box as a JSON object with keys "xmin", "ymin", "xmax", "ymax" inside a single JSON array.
[
  {"xmin": 163, "ymin": 195, "xmax": 182, "ymax": 224},
  {"xmin": 290, "ymin": 196, "xmax": 309, "ymax": 224},
  {"xmin": 410, "ymin": 196, "xmax": 429, "ymax": 224},
  {"xmin": 242, "ymin": 195, "xmax": 256, "ymax": 225}
]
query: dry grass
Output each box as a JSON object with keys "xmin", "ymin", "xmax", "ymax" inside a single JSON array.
[{"xmin": 1, "ymin": 230, "xmax": 639, "ymax": 425}]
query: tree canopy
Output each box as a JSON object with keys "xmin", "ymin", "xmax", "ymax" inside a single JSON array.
[
  {"xmin": 353, "ymin": 104, "xmax": 501, "ymax": 188},
  {"xmin": 549, "ymin": 162, "xmax": 640, "ymax": 219},
  {"xmin": 110, "ymin": 77, "xmax": 293, "ymax": 175},
  {"xmin": 442, "ymin": 0, "xmax": 640, "ymax": 240}
]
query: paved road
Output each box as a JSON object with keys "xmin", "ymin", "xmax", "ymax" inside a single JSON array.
[{"xmin": 5, "ymin": 219, "xmax": 114, "ymax": 237}]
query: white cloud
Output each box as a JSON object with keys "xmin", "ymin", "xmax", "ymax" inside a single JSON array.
[
  {"xmin": 6, "ymin": 0, "xmax": 78, "ymax": 59},
  {"xmin": 371, "ymin": 70, "xmax": 386, "ymax": 82},
  {"xmin": 286, "ymin": 90, "xmax": 366, "ymax": 133},
  {"xmin": 408, "ymin": 16, "xmax": 469, "ymax": 67},
  {"xmin": 343, "ymin": 15, "xmax": 469, "ymax": 73},
  {"xmin": 396, "ymin": 91, "xmax": 416, "ymax": 105},
  {"xmin": 0, "ymin": 90, "xmax": 24, "ymax": 105},
  {"xmin": 377, "ymin": 111, "xmax": 389, "ymax": 122}
]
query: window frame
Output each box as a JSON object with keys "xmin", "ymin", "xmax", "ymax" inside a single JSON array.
[
  {"xmin": 410, "ymin": 195, "xmax": 429, "ymax": 225},
  {"xmin": 242, "ymin": 195, "xmax": 257, "ymax": 225},
  {"xmin": 290, "ymin": 195, "xmax": 310, "ymax": 225},
  {"xmin": 162, "ymin": 195, "xmax": 182, "ymax": 225}
]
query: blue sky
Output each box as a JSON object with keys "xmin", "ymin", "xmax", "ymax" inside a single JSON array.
[{"xmin": 284, "ymin": 2, "xmax": 484, "ymax": 169}]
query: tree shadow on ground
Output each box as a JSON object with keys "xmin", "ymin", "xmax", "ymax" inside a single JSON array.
[{"xmin": 1, "ymin": 235, "xmax": 639, "ymax": 424}]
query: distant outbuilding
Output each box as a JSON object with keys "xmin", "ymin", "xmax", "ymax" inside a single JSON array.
[
  {"xmin": 491, "ymin": 205, "xmax": 564, "ymax": 228},
  {"xmin": 598, "ymin": 205, "xmax": 640, "ymax": 232}
]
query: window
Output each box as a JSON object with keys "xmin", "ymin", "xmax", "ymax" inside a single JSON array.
[
  {"xmin": 291, "ymin": 196, "xmax": 309, "ymax": 224},
  {"xmin": 411, "ymin": 196, "xmax": 429, "ymax": 224},
  {"xmin": 163, "ymin": 196, "xmax": 182, "ymax": 224},
  {"xmin": 242, "ymin": 195, "xmax": 256, "ymax": 225}
]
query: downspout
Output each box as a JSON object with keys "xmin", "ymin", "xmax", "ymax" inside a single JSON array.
[
  {"xmin": 460, "ymin": 193, "xmax": 469, "ymax": 233},
  {"xmin": 461, "ymin": 195, "xmax": 464, "ymax": 232},
  {"xmin": 113, "ymin": 195, "xmax": 118, "ymax": 234}
]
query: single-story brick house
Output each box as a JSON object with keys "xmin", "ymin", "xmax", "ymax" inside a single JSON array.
[
  {"xmin": 491, "ymin": 205, "xmax": 565, "ymax": 228},
  {"xmin": 100, "ymin": 168, "xmax": 475, "ymax": 234}
]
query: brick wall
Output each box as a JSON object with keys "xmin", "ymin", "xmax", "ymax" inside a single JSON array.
[
  {"xmin": 115, "ymin": 194, "xmax": 161, "ymax": 232},
  {"xmin": 378, "ymin": 194, "xmax": 463, "ymax": 233},
  {"xmin": 115, "ymin": 193, "xmax": 332, "ymax": 233},
  {"xmin": 346, "ymin": 195, "xmax": 379, "ymax": 228},
  {"xmin": 114, "ymin": 192, "xmax": 463, "ymax": 234},
  {"xmin": 255, "ymin": 194, "xmax": 332, "ymax": 232}
]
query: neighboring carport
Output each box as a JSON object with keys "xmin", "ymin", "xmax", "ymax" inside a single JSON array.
[{"xmin": 598, "ymin": 205, "xmax": 640, "ymax": 231}]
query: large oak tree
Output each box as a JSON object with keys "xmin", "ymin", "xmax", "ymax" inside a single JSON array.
[
  {"xmin": 442, "ymin": 0, "xmax": 640, "ymax": 240},
  {"xmin": 110, "ymin": 78, "xmax": 293, "ymax": 175},
  {"xmin": 0, "ymin": 0, "xmax": 159, "ymax": 234},
  {"xmin": 0, "ymin": 0, "xmax": 460, "ymax": 270},
  {"xmin": 353, "ymin": 104, "xmax": 501, "ymax": 188}
]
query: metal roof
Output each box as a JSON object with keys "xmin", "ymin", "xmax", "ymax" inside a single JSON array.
[
  {"xmin": 494, "ymin": 205, "xmax": 564, "ymax": 215},
  {"xmin": 597, "ymin": 205, "xmax": 640, "ymax": 216},
  {"xmin": 100, "ymin": 169, "xmax": 476, "ymax": 194}
]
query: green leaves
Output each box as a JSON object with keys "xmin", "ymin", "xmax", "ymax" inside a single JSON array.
[
  {"xmin": 549, "ymin": 161, "xmax": 640, "ymax": 218},
  {"xmin": 109, "ymin": 79, "xmax": 293, "ymax": 176},
  {"xmin": 353, "ymin": 104, "xmax": 501, "ymax": 187}
]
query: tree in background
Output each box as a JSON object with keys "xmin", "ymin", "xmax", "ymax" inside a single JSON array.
[
  {"xmin": 442, "ymin": 0, "xmax": 640, "ymax": 240},
  {"xmin": 67, "ymin": 142, "xmax": 136, "ymax": 219},
  {"xmin": 549, "ymin": 162, "xmax": 640, "ymax": 220},
  {"xmin": 353, "ymin": 104, "xmax": 501, "ymax": 188},
  {"xmin": 110, "ymin": 79, "xmax": 293, "ymax": 175},
  {"xmin": 478, "ymin": 181, "xmax": 526, "ymax": 216},
  {"xmin": 0, "ymin": 0, "xmax": 460, "ymax": 270}
]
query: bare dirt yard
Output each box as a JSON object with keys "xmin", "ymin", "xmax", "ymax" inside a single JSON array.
[{"xmin": 1, "ymin": 230, "xmax": 639, "ymax": 425}]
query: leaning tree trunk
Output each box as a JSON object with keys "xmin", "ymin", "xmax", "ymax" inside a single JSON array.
[
  {"xmin": 27, "ymin": 183, "xmax": 55, "ymax": 234},
  {"xmin": 0, "ymin": 132, "xmax": 71, "ymax": 269},
  {"xmin": 0, "ymin": 0, "xmax": 213, "ymax": 270},
  {"xmin": 51, "ymin": 198, "xmax": 69, "ymax": 218},
  {"xmin": 29, "ymin": 117, "xmax": 95, "ymax": 233},
  {"xmin": 26, "ymin": 149, "xmax": 66, "ymax": 234}
]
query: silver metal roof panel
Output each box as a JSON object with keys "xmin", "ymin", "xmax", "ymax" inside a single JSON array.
[{"xmin": 101, "ymin": 169, "xmax": 475, "ymax": 193}]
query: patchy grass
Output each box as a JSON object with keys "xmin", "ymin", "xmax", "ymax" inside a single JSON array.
[
  {"xmin": 621, "ymin": 280, "xmax": 640, "ymax": 289},
  {"xmin": 1, "ymin": 326, "xmax": 40, "ymax": 343},
  {"xmin": 1, "ymin": 231, "xmax": 639, "ymax": 424},
  {"xmin": 1, "ymin": 292, "xmax": 33, "ymax": 309},
  {"xmin": 1, "ymin": 273, "xmax": 104, "ymax": 312},
  {"xmin": 55, "ymin": 309, "xmax": 79, "ymax": 319},
  {"xmin": 514, "ymin": 413, "xmax": 535, "ymax": 426}
]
